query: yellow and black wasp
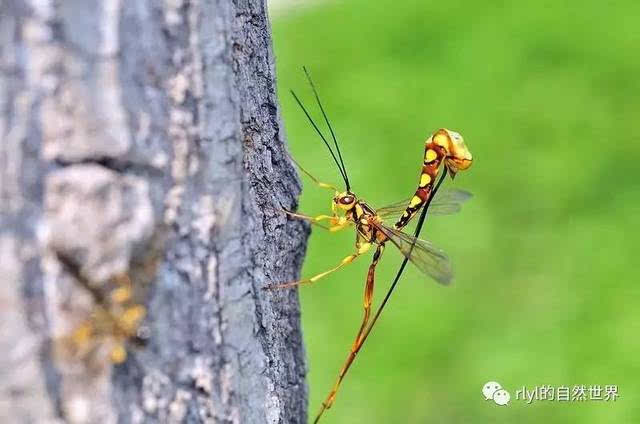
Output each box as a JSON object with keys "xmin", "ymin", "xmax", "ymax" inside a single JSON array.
[{"xmin": 272, "ymin": 68, "xmax": 473, "ymax": 423}]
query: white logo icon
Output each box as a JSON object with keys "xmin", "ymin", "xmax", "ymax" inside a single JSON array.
[
  {"xmin": 483, "ymin": 381, "xmax": 502, "ymax": 400},
  {"xmin": 493, "ymin": 389, "xmax": 510, "ymax": 406},
  {"xmin": 483, "ymin": 381, "xmax": 510, "ymax": 405}
]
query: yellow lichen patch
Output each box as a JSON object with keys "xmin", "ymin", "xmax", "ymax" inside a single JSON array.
[
  {"xmin": 71, "ymin": 323, "xmax": 93, "ymax": 345},
  {"xmin": 120, "ymin": 305, "xmax": 146, "ymax": 333},
  {"xmin": 419, "ymin": 173, "xmax": 432, "ymax": 187},
  {"xmin": 425, "ymin": 149, "xmax": 438, "ymax": 163},
  {"xmin": 110, "ymin": 286, "xmax": 132, "ymax": 303},
  {"xmin": 110, "ymin": 344, "xmax": 127, "ymax": 363},
  {"xmin": 409, "ymin": 195, "xmax": 422, "ymax": 208}
]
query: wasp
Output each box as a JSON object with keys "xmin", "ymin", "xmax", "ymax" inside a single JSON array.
[{"xmin": 273, "ymin": 68, "xmax": 473, "ymax": 423}]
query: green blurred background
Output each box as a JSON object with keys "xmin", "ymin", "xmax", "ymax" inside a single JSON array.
[{"xmin": 269, "ymin": 1, "xmax": 639, "ymax": 422}]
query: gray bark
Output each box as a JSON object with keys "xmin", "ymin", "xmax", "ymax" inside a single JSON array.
[{"xmin": 0, "ymin": 0, "xmax": 308, "ymax": 423}]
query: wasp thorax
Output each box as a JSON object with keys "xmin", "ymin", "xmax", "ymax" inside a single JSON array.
[
  {"xmin": 433, "ymin": 128, "xmax": 473, "ymax": 177},
  {"xmin": 335, "ymin": 192, "xmax": 356, "ymax": 210}
]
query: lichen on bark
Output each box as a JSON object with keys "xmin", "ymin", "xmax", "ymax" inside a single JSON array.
[{"xmin": 0, "ymin": 0, "xmax": 308, "ymax": 422}]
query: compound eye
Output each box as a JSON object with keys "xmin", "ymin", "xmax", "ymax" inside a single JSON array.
[{"xmin": 340, "ymin": 195, "xmax": 354, "ymax": 205}]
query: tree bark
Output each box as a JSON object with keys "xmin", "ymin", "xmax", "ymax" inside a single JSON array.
[{"xmin": 0, "ymin": 0, "xmax": 308, "ymax": 423}]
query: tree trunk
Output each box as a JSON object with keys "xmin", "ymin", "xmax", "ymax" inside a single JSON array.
[{"xmin": 0, "ymin": 0, "xmax": 308, "ymax": 423}]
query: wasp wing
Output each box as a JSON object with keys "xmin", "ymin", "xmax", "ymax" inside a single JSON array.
[
  {"xmin": 372, "ymin": 222, "xmax": 453, "ymax": 285},
  {"xmin": 376, "ymin": 188, "xmax": 472, "ymax": 220}
]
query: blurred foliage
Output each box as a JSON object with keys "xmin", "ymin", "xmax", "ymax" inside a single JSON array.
[{"xmin": 270, "ymin": 0, "xmax": 640, "ymax": 422}]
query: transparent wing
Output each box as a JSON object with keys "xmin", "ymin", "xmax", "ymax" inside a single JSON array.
[
  {"xmin": 372, "ymin": 222, "xmax": 453, "ymax": 285},
  {"xmin": 376, "ymin": 188, "xmax": 473, "ymax": 219}
]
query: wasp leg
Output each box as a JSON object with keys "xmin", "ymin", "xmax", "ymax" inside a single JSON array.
[
  {"xmin": 281, "ymin": 210, "xmax": 333, "ymax": 230},
  {"xmin": 282, "ymin": 209, "xmax": 351, "ymax": 232},
  {"xmin": 268, "ymin": 242, "xmax": 371, "ymax": 290},
  {"xmin": 288, "ymin": 154, "xmax": 340, "ymax": 192},
  {"xmin": 314, "ymin": 244, "xmax": 385, "ymax": 424}
]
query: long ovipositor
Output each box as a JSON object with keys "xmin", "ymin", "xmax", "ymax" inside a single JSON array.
[{"xmin": 395, "ymin": 128, "xmax": 473, "ymax": 229}]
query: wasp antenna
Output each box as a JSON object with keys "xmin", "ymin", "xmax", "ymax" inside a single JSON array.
[
  {"xmin": 302, "ymin": 66, "xmax": 351, "ymax": 191},
  {"xmin": 290, "ymin": 89, "xmax": 349, "ymax": 189}
]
